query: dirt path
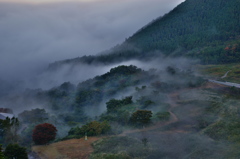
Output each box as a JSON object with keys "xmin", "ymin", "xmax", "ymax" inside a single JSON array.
[{"xmin": 221, "ymin": 70, "xmax": 231, "ymax": 79}]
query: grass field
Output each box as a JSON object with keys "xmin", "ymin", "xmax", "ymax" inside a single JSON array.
[{"xmin": 197, "ymin": 63, "xmax": 240, "ymax": 83}]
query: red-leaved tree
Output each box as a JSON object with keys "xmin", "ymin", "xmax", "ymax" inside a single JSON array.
[{"xmin": 32, "ymin": 123, "xmax": 57, "ymax": 145}]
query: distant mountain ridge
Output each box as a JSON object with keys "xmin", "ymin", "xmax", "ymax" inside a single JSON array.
[{"xmin": 49, "ymin": 0, "xmax": 240, "ymax": 69}]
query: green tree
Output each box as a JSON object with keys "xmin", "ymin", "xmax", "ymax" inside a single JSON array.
[
  {"xmin": 106, "ymin": 99, "xmax": 122, "ymax": 113},
  {"xmin": 0, "ymin": 117, "xmax": 20, "ymax": 145},
  {"xmin": 129, "ymin": 110, "xmax": 152, "ymax": 127},
  {"xmin": 67, "ymin": 121, "xmax": 111, "ymax": 138},
  {"xmin": 106, "ymin": 96, "xmax": 133, "ymax": 113},
  {"xmin": 4, "ymin": 144, "xmax": 28, "ymax": 159},
  {"xmin": 0, "ymin": 145, "xmax": 5, "ymax": 159}
]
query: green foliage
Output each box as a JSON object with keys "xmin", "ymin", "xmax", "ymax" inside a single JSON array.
[
  {"xmin": 106, "ymin": 96, "xmax": 133, "ymax": 113},
  {"xmin": 0, "ymin": 145, "xmax": 5, "ymax": 159},
  {"xmin": 129, "ymin": 110, "xmax": 152, "ymax": 127},
  {"xmin": 100, "ymin": 110, "xmax": 130, "ymax": 126},
  {"xmin": 19, "ymin": 125, "xmax": 35, "ymax": 148},
  {"xmin": 203, "ymin": 116, "xmax": 240, "ymax": 142},
  {"xmin": 125, "ymin": 0, "xmax": 240, "ymax": 64},
  {"xmin": 0, "ymin": 117, "xmax": 19, "ymax": 145},
  {"xmin": 67, "ymin": 121, "xmax": 111, "ymax": 139},
  {"xmin": 4, "ymin": 144, "xmax": 28, "ymax": 159},
  {"xmin": 18, "ymin": 108, "xmax": 49, "ymax": 124},
  {"xmin": 156, "ymin": 112, "xmax": 171, "ymax": 121}
]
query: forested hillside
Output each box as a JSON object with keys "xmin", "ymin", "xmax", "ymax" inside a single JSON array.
[
  {"xmin": 49, "ymin": 0, "xmax": 240, "ymax": 69},
  {"xmin": 125, "ymin": 0, "xmax": 240, "ymax": 63}
]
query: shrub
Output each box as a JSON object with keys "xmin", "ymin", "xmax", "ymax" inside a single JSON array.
[
  {"xmin": 129, "ymin": 110, "xmax": 152, "ymax": 127},
  {"xmin": 156, "ymin": 112, "xmax": 171, "ymax": 121},
  {"xmin": 4, "ymin": 144, "xmax": 28, "ymax": 159}
]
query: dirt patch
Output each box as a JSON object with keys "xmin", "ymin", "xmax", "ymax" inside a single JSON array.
[{"xmin": 32, "ymin": 137, "xmax": 102, "ymax": 159}]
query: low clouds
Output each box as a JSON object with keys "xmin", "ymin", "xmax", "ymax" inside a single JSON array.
[{"xmin": 0, "ymin": 0, "xmax": 184, "ymax": 84}]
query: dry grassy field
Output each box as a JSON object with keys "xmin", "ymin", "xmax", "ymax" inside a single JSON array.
[{"xmin": 32, "ymin": 137, "xmax": 102, "ymax": 159}]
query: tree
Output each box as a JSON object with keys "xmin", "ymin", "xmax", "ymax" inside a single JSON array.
[
  {"xmin": 129, "ymin": 110, "xmax": 152, "ymax": 127},
  {"xmin": 0, "ymin": 145, "xmax": 5, "ymax": 159},
  {"xmin": 106, "ymin": 96, "xmax": 133, "ymax": 113},
  {"xmin": 0, "ymin": 117, "xmax": 20, "ymax": 145},
  {"xmin": 4, "ymin": 144, "xmax": 28, "ymax": 159},
  {"xmin": 32, "ymin": 123, "xmax": 57, "ymax": 145}
]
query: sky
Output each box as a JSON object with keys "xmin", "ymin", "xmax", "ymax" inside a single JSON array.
[{"xmin": 0, "ymin": 0, "xmax": 185, "ymax": 82}]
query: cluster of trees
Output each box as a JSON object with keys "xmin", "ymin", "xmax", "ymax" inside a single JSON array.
[
  {"xmin": 129, "ymin": 110, "xmax": 153, "ymax": 128},
  {"xmin": 0, "ymin": 144, "xmax": 28, "ymax": 159},
  {"xmin": 106, "ymin": 96, "xmax": 133, "ymax": 113},
  {"xmin": 0, "ymin": 64, "xmax": 206, "ymax": 155},
  {"xmin": 0, "ymin": 117, "xmax": 19, "ymax": 145},
  {"xmin": 66, "ymin": 121, "xmax": 111, "ymax": 139},
  {"xmin": 43, "ymin": 65, "xmax": 152, "ymax": 123},
  {"xmin": 0, "ymin": 117, "xmax": 28, "ymax": 158},
  {"xmin": 99, "ymin": 96, "xmax": 154, "ymax": 129},
  {"xmin": 0, "ymin": 114, "xmax": 58, "ymax": 158},
  {"xmin": 21, "ymin": 65, "xmax": 204, "ymax": 128},
  {"xmin": 125, "ymin": 0, "xmax": 240, "ymax": 64},
  {"xmin": 18, "ymin": 108, "xmax": 49, "ymax": 124}
]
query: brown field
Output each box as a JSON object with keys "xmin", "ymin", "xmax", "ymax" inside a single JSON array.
[{"xmin": 32, "ymin": 137, "xmax": 102, "ymax": 159}]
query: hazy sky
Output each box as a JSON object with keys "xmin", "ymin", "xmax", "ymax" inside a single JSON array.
[{"xmin": 0, "ymin": 0, "xmax": 185, "ymax": 81}]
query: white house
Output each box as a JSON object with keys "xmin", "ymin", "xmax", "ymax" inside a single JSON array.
[{"xmin": 0, "ymin": 113, "xmax": 14, "ymax": 120}]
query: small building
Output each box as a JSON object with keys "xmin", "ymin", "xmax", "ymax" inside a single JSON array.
[{"xmin": 0, "ymin": 113, "xmax": 14, "ymax": 120}]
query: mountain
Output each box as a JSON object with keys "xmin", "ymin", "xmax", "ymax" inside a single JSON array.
[
  {"xmin": 125, "ymin": 0, "xmax": 240, "ymax": 63},
  {"xmin": 48, "ymin": 0, "xmax": 240, "ymax": 69}
]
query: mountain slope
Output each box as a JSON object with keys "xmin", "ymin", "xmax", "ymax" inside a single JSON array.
[
  {"xmin": 124, "ymin": 0, "xmax": 240, "ymax": 63},
  {"xmin": 48, "ymin": 0, "xmax": 240, "ymax": 68}
]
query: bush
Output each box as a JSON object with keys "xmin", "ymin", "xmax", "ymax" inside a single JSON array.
[
  {"xmin": 156, "ymin": 112, "xmax": 171, "ymax": 121},
  {"xmin": 32, "ymin": 123, "xmax": 57, "ymax": 145},
  {"xmin": 129, "ymin": 110, "xmax": 152, "ymax": 127},
  {"xmin": 4, "ymin": 144, "xmax": 28, "ymax": 159}
]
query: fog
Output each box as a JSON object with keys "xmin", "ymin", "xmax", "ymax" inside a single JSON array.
[{"xmin": 0, "ymin": 0, "xmax": 185, "ymax": 85}]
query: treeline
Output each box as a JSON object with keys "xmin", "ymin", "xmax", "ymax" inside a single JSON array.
[{"xmin": 125, "ymin": 0, "xmax": 240, "ymax": 64}]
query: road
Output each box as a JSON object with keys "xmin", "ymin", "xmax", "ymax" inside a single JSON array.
[{"xmin": 208, "ymin": 79, "xmax": 240, "ymax": 88}]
